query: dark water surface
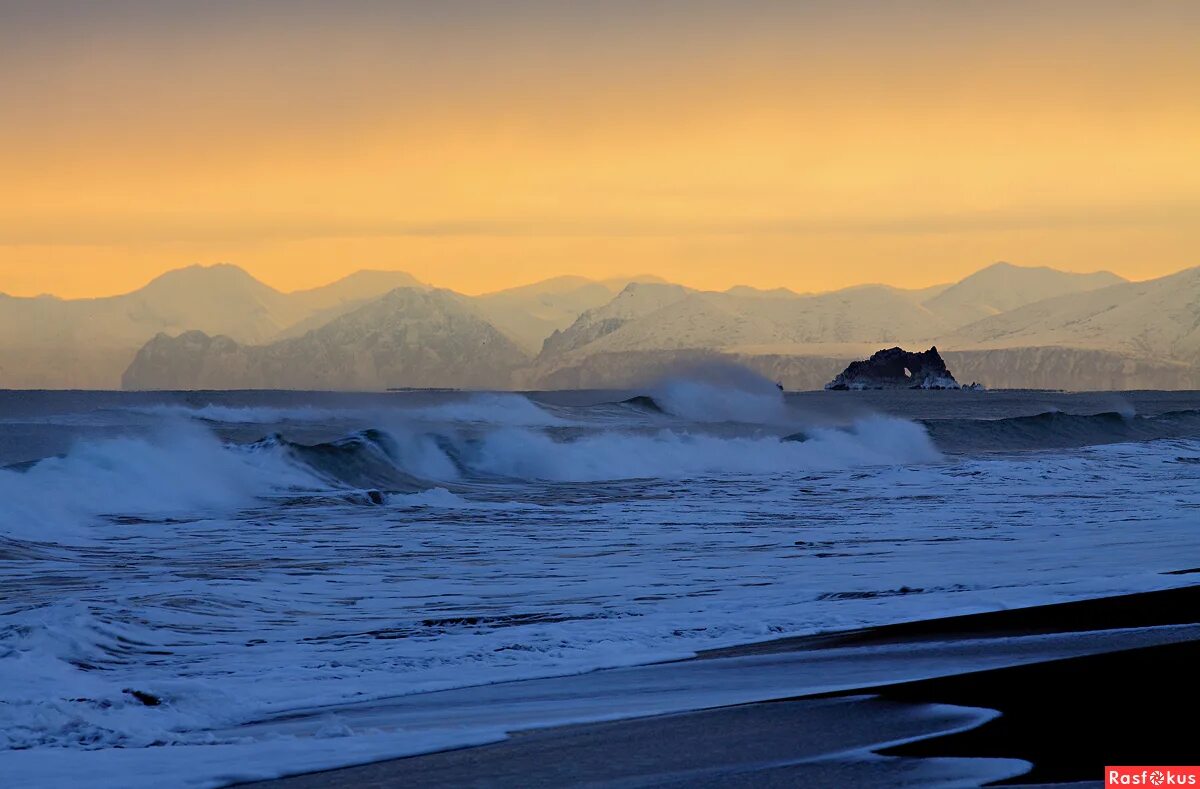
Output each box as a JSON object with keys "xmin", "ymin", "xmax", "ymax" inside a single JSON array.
[{"xmin": 1, "ymin": 384, "xmax": 1197, "ymax": 787}]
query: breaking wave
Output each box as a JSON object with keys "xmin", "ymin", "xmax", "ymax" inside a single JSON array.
[
  {"xmin": 397, "ymin": 393, "xmax": 569, "ymax": 426},
  {"xmin": 249, "ymin": 429, "xmax": 452, "ymax": 490},
  {"xmin": 0, "ymin": 423, "xmax": 325, "ymax": 542},
  {"xmin": 645, "ymin": 377, "xmax": 789, "ymax": 424},
  {"xmin": 451, "ymin": 418, "xmax": 938, "ymax": 481},
  {"xmin": 0, "ymin": 413, "xmax": 943, "ymax": 539},
  {"xmin": 10, "ymin": 389, "xmax": 1195, "ymax": 542}
]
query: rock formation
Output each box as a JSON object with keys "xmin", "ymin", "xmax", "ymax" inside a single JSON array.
[{"xmin": 825, "ymin": 346, "xmax": 963, "ymax": 390}]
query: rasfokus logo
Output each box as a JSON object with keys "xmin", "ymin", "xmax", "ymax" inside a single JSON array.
[{"xmin": 1107, "ymin": 767, "xmax": 1200, "ymax": 786}]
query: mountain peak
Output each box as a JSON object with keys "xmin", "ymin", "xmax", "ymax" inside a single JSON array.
[
  {"xmin": 922, "ymin": 261, "xmax": 1128, "ymax": 328},
  {"xmin": 478, "ymin": 275, "xmax": 597, "ymax": 299},
  {"xmin": 152, "ymin": 262, "xmax": 256, "ymax": 280},
  {"xmin": 726, "ymin": 285, "xmax": 799, "ymax": 299},
  {"xmin": 964, "ymin": 260, "xmax": 1125, "ymax": 283},
  {"xmin": 287, "ymin": 269, "xmax": 425, "ymax": 304},
  {"xmin": 323, "ymin": 269, "xmax": 423, "ymax": 288},
  {"xmin": 125, "ymin": 284, "xmax": 530, "ymax": 390},
  {"xmin": 140, "ymin": 263, "xmax": 276, "ymax": 295}
]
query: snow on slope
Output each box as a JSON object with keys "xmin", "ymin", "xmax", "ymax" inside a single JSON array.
[
  {"xmin": 536, "ymin": 284, "xmax": 949, "ymax": 363},
  {"xmin": 123, "ymin": 288, "xmax": 531, "ymax": 390},
  {"xmin": 472, "ymin": 276, "xmax": 664, "ymax": 353},
  {"xmin": 942, "ymin": 266, "xmax": 1200, "ymax": 362},
  {"xmin": 0, "ymin": 265, "xmax": 425, "ymax": 387},
  {"xmin": 922, "ymin": 261, "xmax": 1126, "ymax": 328}
]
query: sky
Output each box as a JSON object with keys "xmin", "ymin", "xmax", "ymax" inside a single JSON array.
[{"xmin": 2, "ymin": 0, "xmax": 1198, "ymax": 298}]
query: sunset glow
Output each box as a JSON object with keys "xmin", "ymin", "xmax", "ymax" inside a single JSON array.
[{"xmin": 3, "ymin": 0, "xmax": 1198, "ymax": 297}]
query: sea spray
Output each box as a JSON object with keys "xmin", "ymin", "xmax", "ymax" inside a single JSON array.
[
  {"xmin": 0, "ymin": 422, "xmax": 324, "ymax": 541},
  {"xmin": 644, "ymin": 365, "xmax": 790, "ymax": 424},
  {"xmin": 448, "ymin": 417, "xmax": 940, "ymax": 482}
]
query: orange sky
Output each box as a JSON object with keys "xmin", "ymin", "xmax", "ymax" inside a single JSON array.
[{"xmin": 2, "ymin": 0, "xmax": 1198, "ymax": 298}]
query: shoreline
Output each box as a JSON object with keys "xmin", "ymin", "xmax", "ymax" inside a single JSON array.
[{"xmin": 235, "ymin": 584, "xmax": 1200, "ymax": 788}]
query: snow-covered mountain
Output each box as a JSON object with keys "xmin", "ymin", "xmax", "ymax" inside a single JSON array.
[
  {"xmin": 941, "ymin": 266, "xmax": 1200, "ymax": 363},
  {"xmin": 473, "ymin": 275, "xmax": 665, "ymax": 353},
  {"xmin": 528, "ymin": 263, "xmax": 1168, "ymax": 389},
  {"xmin": 539, "ymin": 282, "xmax": 694, "ymax": 357},
  {"xmin": 123, "ymin": 288, "xmax": 530, "ymax": 390},
  {"xmin": 922, "ymin": 261, "xmax": 1126, "ymax": 328},
  {"xmin": 2, "ymin": 260, "xmax": 1191, "ymax": 390},
  {"xmin": 532, "ymin": 282, "xmax": 947, "ymax": 369},
  {"xmin": 0, "ymin": 265, "xmax": 424, "ymax": 388},
  {"xmin": 273, "ymin": 270, "xmax": 429, "ymax": 339}
]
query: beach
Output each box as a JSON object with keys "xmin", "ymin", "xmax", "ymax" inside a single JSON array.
[{"xmin": 236, "ymin": 585, "xmax": 1200, "ymax": 788}]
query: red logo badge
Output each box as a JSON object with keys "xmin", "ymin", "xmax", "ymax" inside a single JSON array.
[{"xmin": 1107, "ymin": 767, "xmax": 1200, "ymax": 786}]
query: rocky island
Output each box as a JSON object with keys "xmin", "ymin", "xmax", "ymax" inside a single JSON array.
[{"xmin": 825, "ymin": 346, "xmax": 974, "ymax": 390}]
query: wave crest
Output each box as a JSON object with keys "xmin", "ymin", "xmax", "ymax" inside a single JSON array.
[{"xmin": 0, "ymin": 424, "xmax": 324, "ymax": 541}]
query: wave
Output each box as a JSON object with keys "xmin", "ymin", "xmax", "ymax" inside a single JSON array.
[
  {"xmin": 24, "ymin": 395, "xmax": 1185, "ymax": 541},
  {"xmin": 616, "ymin": 395, "xmax": 665, "ymax": 413},
  {"xmin": 610, "ymin": 370, "xmax": 789, "ymax": 424},
  {"xmin": 396, "ymin": 393, "xmax": 568, "ymax": 426},
  {"xmin": 0, "ymin": 400, "xmax": 944, "ymax": 540},
  {"xmin": 647, "ymin": 378, "xmax": 788, "ymax": 424},
  {"xmin": 259, "ymin": 416, "xmax": 941, "ymax": 484},
  {"xmin": 11, "ymin": 405, "xmax": 1192, "ymax": 541},
  {"xmin": 0, "ymin": 424, "xmax": 327, "ymax": 542},
  {"xmin": 922, "ymin": 408, "xmax": 1200, "ymax": 452},
  {"xmin": 249, "ymin": 430, "xmax": 450, "ymax": 491},
  {"xmin": 447, "ymin": 417, "xmax": 940, "ymax": 481}
]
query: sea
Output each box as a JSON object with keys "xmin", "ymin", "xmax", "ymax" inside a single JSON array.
[{"xmin": 2, "ymin": 376, "xmax": 1199, "ymax": 787}]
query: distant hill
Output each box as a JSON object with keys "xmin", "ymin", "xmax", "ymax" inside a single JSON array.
[
  {"xmin": 122, "ymin": 288, "xmax": 530, "ymax": 390},
  {"xmin": 528, "ymin": 263, "xmax": 1170, "ymax": 389},
  {"xmin": 1, "ymin": 260, "xmax": 1192, "ymax": 390},
  {"xmin": 922, "ymin": 261, "xmax": 1126, "ymax": 328},
  {"xmin": 531, "ymin": 282, "xmax": 949, "ymax": 372},
  {"xmin": 0, "ymin": 264, "xmax": 423, "ymax": 388},
  {"xmin": 473, "ymin": 275, "xmax": 664, "ymax": 353},
  {"xmin": 274, "ymin": 270, "xmax": 429, "ymax": 339},
  {"xmin": 723, "ymin": 285, "xmax": 800, "ymax": 299},
  {"xmin": 290, "ymin": 269, "xmax": 425, "ymax": 307},
  {"xmin": 539, "ymin": 282, "xmax": 694, "ymax": 357},
  {"xmin": 941, "ymin": 266, "xmax": 1200, "ymax": 363}
]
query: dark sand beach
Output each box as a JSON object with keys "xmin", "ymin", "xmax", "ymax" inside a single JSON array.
[{"xmin": 236, "ymin": 584, "xmax": 1200, "ymax": 788}]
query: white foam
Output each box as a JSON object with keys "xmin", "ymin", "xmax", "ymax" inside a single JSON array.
[
  {"xmin": 0, "ymin": 423, "xmax": 323, "ymax": 541},
  {"xmin": 461, "ymin": 417, "xmax": 940, "ymax": 481},
  {"xmin": 398, "ymin": 393, "xmax": 567, "ymax": 426},
  {"xmin": 650, "ymin": 376, "xmax": 789, "ymax": 424}
]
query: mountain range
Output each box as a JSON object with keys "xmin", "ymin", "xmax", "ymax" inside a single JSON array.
[
  {"xmin": 0, "ymin": 265, "xmax": 423, "ymax": 388},
  {"xmin": 126, "ymin": 289, "xmax": 530, "ymax": 390},
  {"xmin": 3, "ymin": 261, "xmax": 1196, "ymax": 391}
]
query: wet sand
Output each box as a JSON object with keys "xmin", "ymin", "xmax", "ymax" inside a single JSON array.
[{"xmin": 235, "ymin": 585, "xmax": 1200, "ymax": 788}]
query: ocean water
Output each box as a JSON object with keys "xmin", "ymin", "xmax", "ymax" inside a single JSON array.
[{"xmin": 2, "ymin": 379, "xmax": 1199, "ymax": 786}]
